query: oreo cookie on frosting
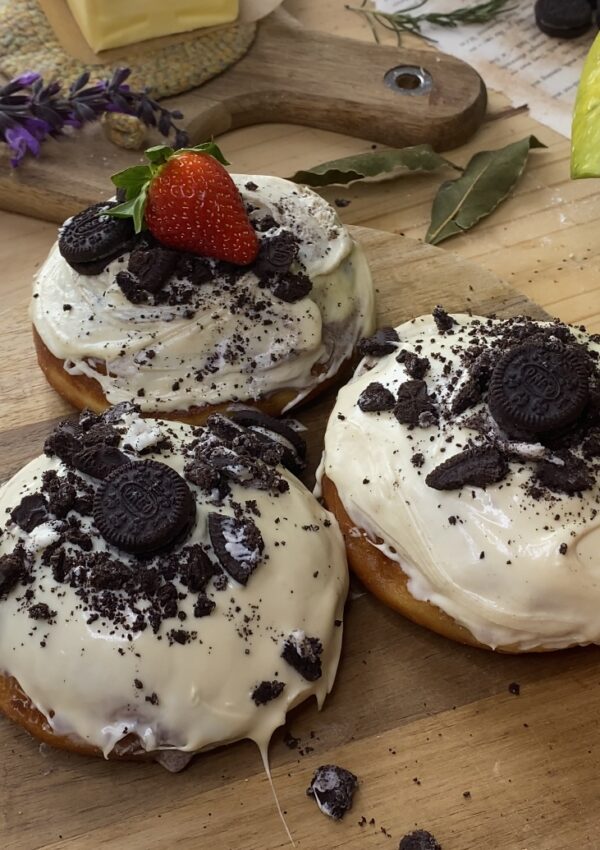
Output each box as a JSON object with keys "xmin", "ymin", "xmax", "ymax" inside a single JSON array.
[
  {"xmin": 58, "ymin": 201, "xmax": 137, "ymax": 274},
  {"xmin": 32, "ymin": 173, "xmax": 375, "ymax": 423},
  {"xmin": 0, "ymin": 405, "xmax": 348, "ymax": 767},
  {"xmin": 320, "ymin": 311, "xmax": 600, "ymax": 653}
]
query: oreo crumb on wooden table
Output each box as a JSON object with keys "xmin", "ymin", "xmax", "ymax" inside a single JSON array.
[
  {"xmin": 399, "ymin": 830, "xmax": 442, "ymax": 850},
  {"xmin": 306, "ymin": 765, "xmax": 358, "ymax": 820}
]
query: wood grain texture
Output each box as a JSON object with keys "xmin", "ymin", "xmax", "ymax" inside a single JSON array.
[
  {"xmin": 0, "ymin": 11, "xmax": 486, "ymax": 223},
  {"xmin": 1, "ymin": 2, "xmax": 599, "ymax": 846},
  {"xmin": 3, "ymin": 227, "xmax": 590, "ymax": 850}
]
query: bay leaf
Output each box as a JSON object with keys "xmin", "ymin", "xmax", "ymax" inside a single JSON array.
[
  {"xmin": 289, "ymin": 144, "xmax": 459, "ymax": 187},
  {"xmin": 425, "ymin": 136, "xmax": 546, "ymax": 246}
]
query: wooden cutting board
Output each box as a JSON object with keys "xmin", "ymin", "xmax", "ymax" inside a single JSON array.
[
  {"xmin": 0, "ymin": 11, "xmax": 486, "ymax": 223},
  {"xmin": 3, "ymin": 228, "xmax": 599, "ymax": 850}
]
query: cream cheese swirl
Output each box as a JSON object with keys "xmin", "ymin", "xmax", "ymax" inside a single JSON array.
[
  {"xmin": 0, "ymin": 410, "xmax": 347, "ymax": 758},
  {"xmin": 30, "ymin": 176, "xmax": 374, "ymax": 413},
  {"xmin": 319, "ymin": 314, "xmax": 600, "ymax": 651}
]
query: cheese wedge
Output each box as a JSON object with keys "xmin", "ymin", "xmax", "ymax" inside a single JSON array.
[{"xmin": 65, "ymin": 0, "xmax": 239, "ymax": 52}]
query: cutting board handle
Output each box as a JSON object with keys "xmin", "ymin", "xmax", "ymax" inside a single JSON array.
[{"xmin": 182, "ymin": 15, "xmax": 487, "ymax": 151}]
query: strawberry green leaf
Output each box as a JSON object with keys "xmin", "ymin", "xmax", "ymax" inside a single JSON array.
[
  {"xmin": 182, "ymin": 142, "xmax": 229, "ymax": 165},
  {"xmin": 145, "ymin": 145, "xmax": 174, "ymax": 164},
  {"xmin": 106, "ymin": 186, "xmax": 148, "ymax": 233},
  {"xmin": 111, "ymin": 165, "xmax": 152, "ymax": 199}
]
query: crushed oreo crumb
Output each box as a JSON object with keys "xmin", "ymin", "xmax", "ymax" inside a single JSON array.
[
  {"xmin": 399, "ymin": 830, "xmax": 442, "ymax": 850},
  {"xmin": 307, "ymin": 765, "xmax": 358, "ymax": 820},
  {"xmin": 358, "ymin": 382, "xmax": 396, "ymax": 412},
  {"xmin": 251, "ymin": 680, "xmax": 285, "ymax": 705},
  {"xmin": 282, "ymin": 630, "xmax": 322, "ymax": 681}
]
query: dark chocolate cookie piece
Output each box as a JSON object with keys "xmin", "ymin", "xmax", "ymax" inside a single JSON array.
[
  {"xmin": 127, "ymin": 242, "xmax": 179, "ymax": 293},
  {"xmin": 306, "ymin": 765, "xmax": 358, "ymax": 820},
  {"xmin": 94, "ymin": 461, "xmax": 196, "ymax": 555},
  {"xmin": 451, "ymin": 376, "xmax": 482, "ymax": 416},
  {"xmin": 254, "ymin": 230, "xmax": 299, "ymax": 280},
  {"xmin": 281, "ymin": 631, "xmax": 323, "ymax": 681},
  {"xmin": 72, "ymin": 445, "xmax": 129, "ymax": 480},
  {"xmin": 397, "ymin": 349, "xmax": 430, "ymax": 379},
  {"xmin": 68, "ymin": 234, "xmax": 139, "ymax": 276},
  {"xmin": 11, "ymin": 494, "xmax": 49, "ymax": 532},
  {"xmin": 251, "ymin": 680, "xmax": 285, "ymax": 706},
  {"xmin": 0, "ymin": 550, "xmax": 26, "ymax": 598},
  {"xmin": 535, "ymin": 0, "xmax": 592, "ymax": 38},
  {"xmin": 208, "ymin": 513, "xmax": 264, "ymax": 585},
  {"xmin": 193, "ymin": 594, "xmax": 216, "ymax": 618},
  {"xmin": 357, "ymin": 326, "xmax": 399, "ymax": 358},
  {"xmin": 44, "ymin": 420, "xmax": 83, "ymax": 466},
  {"xmin": 426, "ymin": 446, "xmax": 508, "ymax": 491},
  {"xmin": 489, "ymin": 343, "xmax": 589, "ymax": 437},
  {"xmin": 59, "ymin": 202, "xmax": 135, "ymax": 265},
  {"xmin": 357, "ymin": 381, "xmax": 396, "ymax": 412},
  {"xmin": 432, "ymin": 305, "xmax": 457, "ymax": 333},
  {"xmin": 394, "ymin": 380, "xmax": 438, "ymax": 427},
  {"xmin": 116, "ymin": 270, "xmax": 149, "ymax": 305},
  {"xmin": 535, "ymin": 451, "xmax": 594, "ymax": 494},
  {"xmin": 226, "ymin": 409, "xmax": 307, "ymax": 474},
  {"xmin": 399, "ymin": 830, "xmax": 442, "ymax": 850},
  {"xmin": 269, "ymin": 272, "xmax": 313, "ymax": 303}
]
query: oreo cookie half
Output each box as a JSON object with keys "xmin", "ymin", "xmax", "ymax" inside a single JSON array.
[
  {"xmin": 535, "ymin": 0, "xmax": 592, "ymax": 38},
  {"xmin": 488, "ymin": 343, "xmax": 589, "ymax": 437},
  {"xmin": 93, "ymin": 461, "xmax": 196, "ymax": 555},
  {"xmin": 59, "ymin": 202, "xmax": 136, "ymax": 266},
  {"xmin": 208, "ymin": 513, "xmax": 264, "ymax": 585}
]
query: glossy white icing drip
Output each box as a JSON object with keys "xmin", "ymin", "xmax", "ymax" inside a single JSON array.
[
  {"xmin": 31, "ymin": 175, "xmax": 375, "ymax": 412},
  {"xmin": 319, "ymin": 314, "xmax": 600, "ymax": 651},
  {"xmin": 0, "ymin": 414, "xmax": 348, "ymax": 756}
]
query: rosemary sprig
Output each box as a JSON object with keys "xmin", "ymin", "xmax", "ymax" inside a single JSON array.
[{"xmin": 346, "ymin": 0, "xmax": 516, "ymax": 44}]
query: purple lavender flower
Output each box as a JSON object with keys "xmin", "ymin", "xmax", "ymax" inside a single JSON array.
[{"xmin": 0, "ymin": 67, "xmax": 188, "ymax": 167}]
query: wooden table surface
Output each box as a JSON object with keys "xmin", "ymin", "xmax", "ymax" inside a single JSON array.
[{"xmin": 2, "ymin": 3, "xmax": 600, "ymax": 850}]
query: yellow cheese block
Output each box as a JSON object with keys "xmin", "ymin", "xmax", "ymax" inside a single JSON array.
[{"xmin": 65, "ymin": 0, "xmax": 239, "ymax": 52}]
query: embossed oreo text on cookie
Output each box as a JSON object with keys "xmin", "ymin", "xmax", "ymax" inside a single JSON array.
[
  {"xmin": 489, "ymin": 343, "xmax": 589, "ymax": 437},
  {"xmin": 93, "ymin": 461, "xmax": 196, "ymax": 555}
]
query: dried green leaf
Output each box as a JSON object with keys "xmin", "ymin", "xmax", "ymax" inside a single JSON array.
[
  {"xmin": 289, "ymin": 144, "xmax": 459, "ymax": 187},
  {"xmin": 425, "ymin": 135, "xmax": 546, "ymax": 246}
]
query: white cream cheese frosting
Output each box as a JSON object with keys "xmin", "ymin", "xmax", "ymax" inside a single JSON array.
[
  {"xmin": 319, "ymin": 312, "xmax": 600, "ymax": 651},
  {"xmin": 0, "ymin": 407, "xmax": 348, "ymax": 758},
  {"xmin": 31, "ymin": 175, "xmax": 375, "ymax": 413}
]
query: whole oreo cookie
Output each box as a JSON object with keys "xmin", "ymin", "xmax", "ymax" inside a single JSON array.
[
  {"xmin": 535, "ymin": 0, "xmax": 592, "ymax": 38},
  {"xmin": 488, "ymin": 343, "xmax": 589, "ymax": 437},
  {"xmin": 93, "ymin": 460, "xmax": 196, "ymax": 555},
  {"xmin": 59, "ymin": 202, "xmax": 136, "ymax": 266}
]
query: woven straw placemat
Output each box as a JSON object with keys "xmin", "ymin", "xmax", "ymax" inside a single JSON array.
[{"xmin": 0, "ymin": 0, "xmax": 255, "ymax": 97}]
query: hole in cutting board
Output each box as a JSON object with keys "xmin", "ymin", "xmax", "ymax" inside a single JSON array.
[{"xmin": 384, "ymin": 65, "xmax": 433, "ymax": 95}]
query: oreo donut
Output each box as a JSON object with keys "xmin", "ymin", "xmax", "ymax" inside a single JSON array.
[
  {"xmin": 319, "ymin": 309, "xmax": 600, "ymax": 652},
  {"xmin": 0, "ymin": 405, "xmax": 347, "ymax": 764},
  {"xmin": 31, "ymin": 175, "xmax": 374, "ymax": 424}
]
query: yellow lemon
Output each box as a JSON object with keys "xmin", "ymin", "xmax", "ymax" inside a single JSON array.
[{"xmin": 572, "ymin": 33, "xmax": 600, "ymax": 178}]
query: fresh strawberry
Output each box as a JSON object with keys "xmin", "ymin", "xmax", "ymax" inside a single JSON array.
[{"xmin": 107, "ymin": 143, "xmax": 259, "ymax": 265}]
